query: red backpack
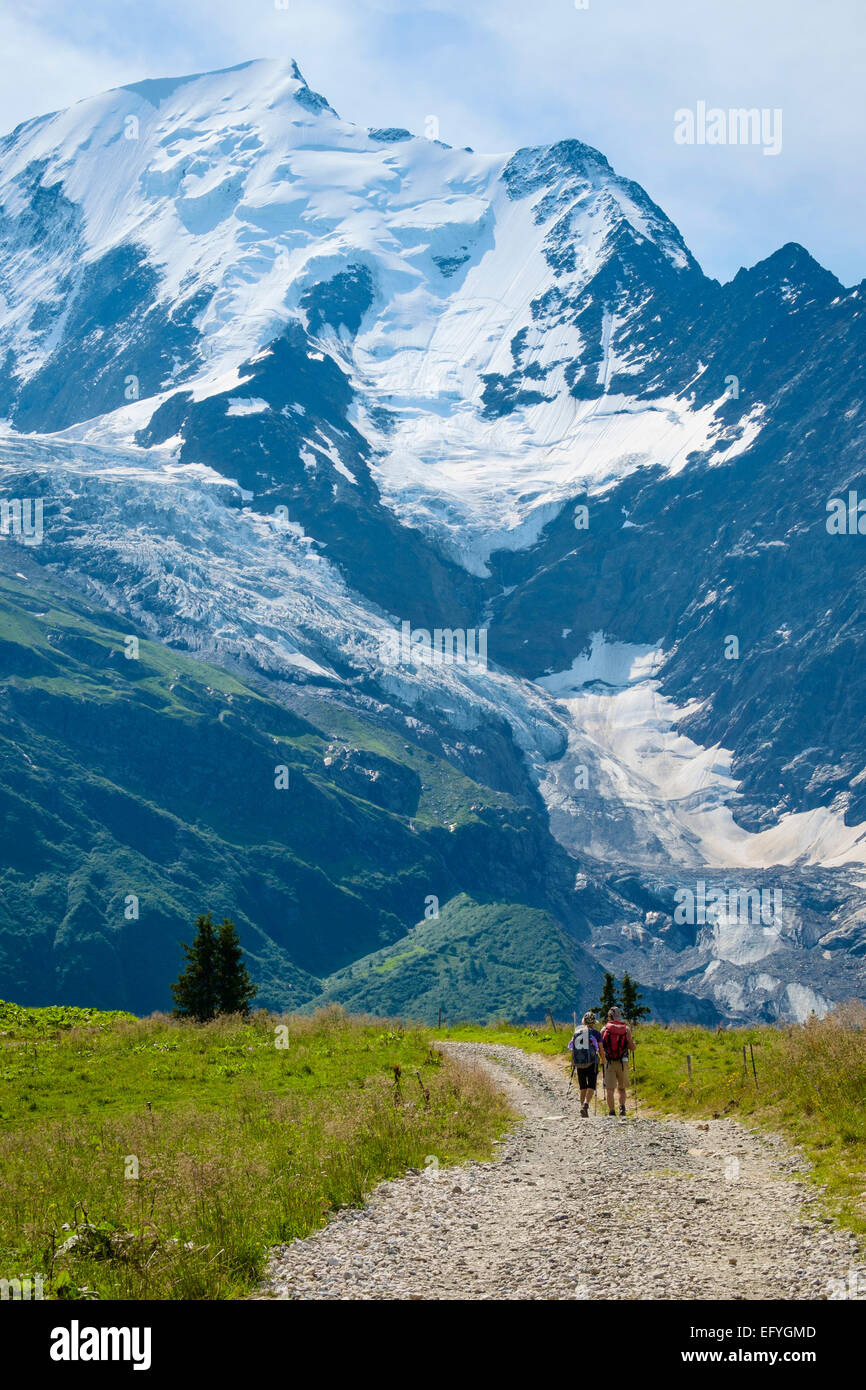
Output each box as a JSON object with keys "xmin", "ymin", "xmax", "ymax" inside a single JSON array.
[{"xmin": 603, "ymin": 1022, "xmax": 630, "ymax": 1061}]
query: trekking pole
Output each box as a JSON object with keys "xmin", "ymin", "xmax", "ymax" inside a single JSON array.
[
  {"xmin": 632, "ymin": 1048, "xmax": 638, "ymax": 1117},
  {"xmin": 565, "ymin": 1011, "xmax": 578, "ymax": 1099}
]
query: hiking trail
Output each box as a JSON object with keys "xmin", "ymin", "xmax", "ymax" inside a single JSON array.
[{"xmin": 255, "ymin": 1042, "xmax": 864, "ymax": 1300}]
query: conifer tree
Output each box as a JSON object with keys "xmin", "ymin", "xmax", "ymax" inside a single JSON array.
[
  {"xmin": 215, "ymin": 917, "xmax": 257, "ymax": 1016},
  {"xmin": 619, "ymin": 972, "xmax": 651, "ymax": 1024},
  {"xmin": 595, "ymin": 971, "xmax": 618, "ymax": 1020},
  {"xmin": 171, "ymin": 912, "xmax": 220, "ymax": 1022},
  {"xmin": 171, "ymin": 913, "xmax": 257, "ymax": 1021}
]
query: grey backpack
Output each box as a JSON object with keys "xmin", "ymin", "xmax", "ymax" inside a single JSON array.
[{"xmin": 569, "ymin": 1026, "xmax": 593, "ymax": 1067}]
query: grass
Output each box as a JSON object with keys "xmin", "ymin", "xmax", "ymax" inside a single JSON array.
[
  {"xmin": 0, "ymin": 1003, "xmax": 514, "ymax": 1300},
  {"xmin": 433, "ymin": 1019, "xmax": 567, "ymax": 1055},
  {"xmin": 0, "ymin": 1000, "xmax": 137, "ymax": 1043},
  {"xmin": 432, "ymin": 1008, "xmax": 866, "ymax": 1238}
]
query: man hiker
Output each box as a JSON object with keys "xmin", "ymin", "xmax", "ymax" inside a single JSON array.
[
  {"xmin": 568, "ymin": 1011, "xmax": 604, "ymax": 1117},
  {"xmin": 601, "ymin": 1006, "xmax": 635, "ymax": 1116}
]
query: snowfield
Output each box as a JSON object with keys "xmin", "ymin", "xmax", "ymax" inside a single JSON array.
[{"xmin": 536, "ymin": 634, "xmax": 866, "ymax": 871}]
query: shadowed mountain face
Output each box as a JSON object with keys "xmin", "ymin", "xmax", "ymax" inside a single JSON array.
[
  {"xmin": 1, "ymin": 58, "xmax": 864, "ymax": 1023},
  {"xmin": 0, "ymin": 554, "xmax": 617, "ymax": 1017}
]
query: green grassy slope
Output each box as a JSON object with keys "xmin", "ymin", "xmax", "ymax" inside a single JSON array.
[
  {"xmin": 0, "ymin": 1002, "xmax": 514, "ymax": 1299},
  {"xmin": 312, "ymin": 892, "xmax": 597, "ymax": 1023}
]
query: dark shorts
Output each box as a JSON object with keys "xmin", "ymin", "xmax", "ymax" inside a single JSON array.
[{"xmin": 576, "ymin": 1063, "xmax": 598, "ymax": 1089}]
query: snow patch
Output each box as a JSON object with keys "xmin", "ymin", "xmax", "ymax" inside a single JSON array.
[
  {"xmin": 783, "ymin": 983, "xmax": 830, "ymax": 1022},
  {"xmin": 226, "ymin": 397, "xmax": 269, "ymax": 416},
  {"xmin": 536, "ymin": 632, "xmax": 663, "ymax": 692}
]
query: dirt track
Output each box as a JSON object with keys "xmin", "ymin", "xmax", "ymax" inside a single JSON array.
[{"xmin": 256, "ymin": 1042, "xmax": 865, "ymax": 1300}]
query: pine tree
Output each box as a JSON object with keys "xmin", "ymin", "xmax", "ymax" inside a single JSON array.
[
  {"xmin": 215, "ymin": 917, "xmax": 257, "ymax": 1016},
  {"xmin": 619, "ymin": 972, "xmax": 651, "ymax": 1025},
  {"xmin": 595, "ymin": 971, "xmax": 619, "ymax": 1020},
  {"xmin": 171, "ymin": 913, "xmax": 220, "ymax": 1022}
]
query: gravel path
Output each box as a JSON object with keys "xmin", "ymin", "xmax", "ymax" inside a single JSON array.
[{"xmin": 256, "ymin": 1042, "xmax": 864, "ymax": 1300}]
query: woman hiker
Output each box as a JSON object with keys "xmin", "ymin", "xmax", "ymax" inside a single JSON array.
[{"xmin": 568, "ymin": 1010, "xmax": 604, "ymax": 1117}]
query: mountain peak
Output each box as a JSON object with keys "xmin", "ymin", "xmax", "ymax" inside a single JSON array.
[
  {"xmin": 116, "ymin": 56, "xmax": 337, "ymax": 117},
  {"xmin": 504, "ymin": 137, "xmax": 612, "ymax": 201},
  {"xmin": 732, "ymin": 241, "xmax": 842, "ymax": 300}
]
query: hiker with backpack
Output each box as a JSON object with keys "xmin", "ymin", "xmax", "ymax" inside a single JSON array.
[
  {"xmin": 601, "ymin": 1006, "xmax": 635, "ymax": 1116},
  {"xmin": 568, "ymin": 1011, "xmax": 604, "ymax": 1118}
]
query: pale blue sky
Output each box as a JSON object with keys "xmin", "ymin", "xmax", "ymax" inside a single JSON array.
[{"xmin": 1, "ymin": 0, "xmax": 863, "ymax": 285}]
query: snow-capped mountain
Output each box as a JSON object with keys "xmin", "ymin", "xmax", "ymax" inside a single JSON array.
[
  {"xmin": 0, "ymin": 60, "xmax": 745, "ymax": 556},
  {"xmin": 2, "ymin": 58, "xmax": 865, "ymax": 1023}
]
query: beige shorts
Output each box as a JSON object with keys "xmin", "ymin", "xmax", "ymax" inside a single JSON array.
[{"xmin": 604, "ymin": 1059, "xmax": 629, "ymax": 1091}]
